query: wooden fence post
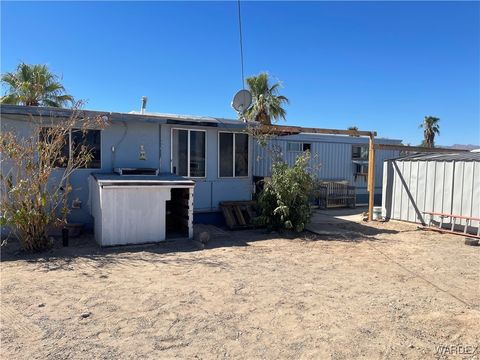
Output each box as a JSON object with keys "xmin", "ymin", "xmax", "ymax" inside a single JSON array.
[{"xmin": 368, "ymin": 133, "xmax": 376, "ymax": 221}]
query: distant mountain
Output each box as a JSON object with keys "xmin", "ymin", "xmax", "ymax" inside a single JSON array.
[{"xmin": 439, "ymin": 144, "xmax": 480, "ymax": 151}]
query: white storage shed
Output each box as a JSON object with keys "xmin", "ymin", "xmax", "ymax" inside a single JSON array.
[
  {"xmin": 89, "ymin": 172, "xmax": 195, "ymax": 246},
  {"xmin": 382, "ymin": 152, "xmax": 480, "ymax": 234}
]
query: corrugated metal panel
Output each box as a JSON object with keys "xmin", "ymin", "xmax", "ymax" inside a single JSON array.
[
  {"xmin": 472, "ymin": 162, "xmax": 480, "ymax": 227},
  {"xmin": 416, "ymin": 161, "xmax": 427, "ymax": 221},
  {"xmin": 382, "ymin": 158, "xmax": 480, "ymax": 231},
  {"xmin": 392, "ymin": 161, "xmax": 402, "ymax": 219},
  {"xmin": 424, "ymin": 162, "xmax": 436, "ymax": 215},
  {"xmin": 400, "ymin": 161, "xmax": 410, "ymax": 221}
]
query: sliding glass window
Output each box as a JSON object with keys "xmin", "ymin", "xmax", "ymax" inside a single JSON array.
[
  {"xmin": 218, "ymin": 132, "xmax": 249, "ymax": 177},
  {"xmin": 171, "ymin": 129, "xmax": 206, "ymax": 177}
]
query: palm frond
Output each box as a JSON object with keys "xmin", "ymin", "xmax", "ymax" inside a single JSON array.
[
  {"xmin": 245, "ymin": 72, "xmax": 289, "ymax": 124},
  {"xmin": 1, "ymin": 63, "xmax": 74, "ymax": 108},
  {"xmin": 0, "ymin": 94, "xmax": 20, "ymax": 105}
]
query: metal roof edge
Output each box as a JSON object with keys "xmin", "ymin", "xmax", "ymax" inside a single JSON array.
[
  {"xmin": 384, "ymin": 152, "xmax": 480, "ymax": 162},
  {"xmin": 269, "ymin": 133, "xmax": 403, "ymax": 144},
  {"xmin": 0, "ymin": 104, "xmax": 247, "ymax": 128}
]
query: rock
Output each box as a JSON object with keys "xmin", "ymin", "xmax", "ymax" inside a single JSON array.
[
  {"xmin": 408, "ymin": 344, "xmax": 414, "ymax": 349},
  {"xmin": 192, "ymin": 240, "xmax": 205, "ymax": 250},
  {"xmin": 38, "ymin": 303, "xmax": 45, "ymax": 308},
  {"xmin": 197, "ymin": 231, "xmax": 210, "ymax": 244},
  {"xmin": 465, "ymin": 237, "xmax": 479, "ymax": 246},
  {"xmin": 80, "ymin": 311, "xmax": 91, "ymax": 319}
]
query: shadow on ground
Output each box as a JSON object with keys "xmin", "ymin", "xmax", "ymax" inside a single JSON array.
[
  {"xmin": 1, "ymin": 208, "xmax": 403, "ymax": 266},
  {"xmin": 0, "ymin": 227, "xmax": 282, "ymax": 267},
  {"xmin": 306, "ymin": 207, "xmax": 400, "ymax": 241}
]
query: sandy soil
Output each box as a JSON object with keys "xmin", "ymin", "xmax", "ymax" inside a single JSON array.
[{"xmin": 1, "ymin": 219, "xmax": 479, "ymax": 359}]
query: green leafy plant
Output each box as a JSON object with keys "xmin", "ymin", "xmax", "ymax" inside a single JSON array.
[
  {"xmin": 256, "ymin": 152, "xmax": 315, "ymax": 232},
  {"xmin": 0, "ymin": 103, "xmax": 108, "ymax": 251}
]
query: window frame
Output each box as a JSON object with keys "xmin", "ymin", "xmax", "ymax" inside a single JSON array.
[
  {"xmin": 170, "ymin": 127, "xmax": 207, "ymax": 179},
  {"xmin": 287, "ymin": 141, "xmax": 311, "ymax": 153},
  {"xmin": 287, "ymin": 141, "xmax": 303, "ymax": 152},
  {"xmin": 352, "ymin": 145, "xmax": 369, "ymax": 160},
  {"xmin": 217, "ymin": 131, "xmax": 250, "ymax": 179},
  {"xmin": 354, "ymin": 163, "xmax": 369, "ymax": 174},
  {"xmin": 40, "ymin": 127, "xmax": 103, "ymax": 170}
]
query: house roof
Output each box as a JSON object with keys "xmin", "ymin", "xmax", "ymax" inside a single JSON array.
[
  {"xmin": 394, "ymin": 152, "xmax": 480, "ymax": 162},
  {"xmin": 0, "ymin": 104, "xmax": 402, "ymax": 142},
  {"xmin": 0, "ymin": 104, "xmax": 245, "ymax": 129}
]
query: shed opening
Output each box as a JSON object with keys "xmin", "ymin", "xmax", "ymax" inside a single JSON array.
[{"xmin": 166, "ymin": 188, "xmax": 191, "ymax": 238}]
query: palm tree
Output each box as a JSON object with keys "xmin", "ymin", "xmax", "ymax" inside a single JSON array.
[
  {"xmin": 1, "ymin": 63, "xmax": 74, "ymax": 107},
  {"xmin": 244, "ymin": 73, "xmax": 289, "ymax": 125},
  {"xmin": 419, "ymin": 116, "xmax": 440, "ymax": 148}
]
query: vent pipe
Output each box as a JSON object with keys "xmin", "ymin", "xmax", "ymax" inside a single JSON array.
[{"xmin": 140, "ymin": 96, "xmax": 148, "ymax": 114}]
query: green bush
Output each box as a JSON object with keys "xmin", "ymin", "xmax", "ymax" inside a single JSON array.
[{"xmin": 256, "ymin": 152, "xmax": 314, "ymax": 232}]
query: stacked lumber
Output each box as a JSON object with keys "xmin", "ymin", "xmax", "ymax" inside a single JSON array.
[{"xmin": 220, "ymin": 201, "xmax": 258, "ymax": 230}]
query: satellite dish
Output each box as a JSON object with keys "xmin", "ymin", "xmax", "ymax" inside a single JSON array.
[{"xmin": 231, "ymin": 89, "xmax": 252, "ymax": 113}]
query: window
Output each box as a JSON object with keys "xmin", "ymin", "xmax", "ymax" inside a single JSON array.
[
  {"xmin": 189, "ymin": 130, "xmax": 206, "ymax": 177},
  {"xmin": 219, "ymin": 132, "xmax": 249, "ymax": 177},
  {"xmin": 287, "ymin": 142, "xmax": 302, "ymax": 152},
  {"xmin": 235, "ymin": 133, "xmax": 249, "ymax": 177},
  {"xmin": 352, "ymin": 145, "xmax": 368, "ymax": 160},
  {"xmin": 219, "ymin": 133, "xmax": 233, "ymax": 177},
  {"xmin": 40, "ymin": 128, "xmax": 101, "ymax": 168},
  {"xmin": 40, "ymin": 128, "xmax": 69, "ymax": 168},
  {"xmin": 352, "ymin": 145, "xmax": 369, "ymax": 180},
  {"xmin": 171, "ymin": 129, "xmax": 206, "ymax": 177},
  {"xmin": 355, "ymin": 163, "xmax": 369, "ymax": 175},
  {"xmin": 287, "ymin": 142, "xmax": 312, "ymax": 152},
  {"xmin": 72, "ymin": 130, "xmax": 101, "ymax": 168}
]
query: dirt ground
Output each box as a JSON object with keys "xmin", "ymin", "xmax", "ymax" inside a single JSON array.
[{"xmin": 1, "ymin": 217, "xmax": 479, "ymax": 359}]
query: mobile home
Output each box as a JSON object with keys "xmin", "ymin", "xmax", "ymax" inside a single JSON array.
[
  {"xmin": 0, "ymin": 105, "xmax": 254, "ymax": 242},
  {"xmin": 1, "ymin": 104, "xmax": 405, "ymax": 244},
  {"xmin": 253, "ymin": 133, "xmax": 403, "ymax": 204}
]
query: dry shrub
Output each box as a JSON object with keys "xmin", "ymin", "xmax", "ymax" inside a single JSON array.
[{"xmin": 0, "ymin": 102, "xmax": 109, "ymax": 251}]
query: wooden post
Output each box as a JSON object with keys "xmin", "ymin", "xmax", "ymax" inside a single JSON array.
[{"xmin": 367, "ymin": 133, "xmax": 376, "ymax": 221}]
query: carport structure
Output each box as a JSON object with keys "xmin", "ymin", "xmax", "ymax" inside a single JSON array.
[
  {"xmin": 257, "ymin": 124, "xmax": 378, "ymax": 219},
  {"xmin": 257, "ymin": 123, "xmax": 472, "ymax": 222}
]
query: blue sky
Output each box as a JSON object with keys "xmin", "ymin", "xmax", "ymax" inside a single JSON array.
[{"xmin": 1, "ymin": 1, "xmax": 479, "ymax": 146}]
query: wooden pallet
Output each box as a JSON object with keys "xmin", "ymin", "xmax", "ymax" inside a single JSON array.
[
  {"xmin": 220, "ymin": 201, "xmax": 258, "ymax": 230},
  {"xmin": 422, "ymin": 211, "xmax": 480, "ymax": 239}
]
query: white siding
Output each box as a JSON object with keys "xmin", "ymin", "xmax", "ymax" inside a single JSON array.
[{"xmin": 253, "ymin": 134, "xmax": 401, "ymax": 195}]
